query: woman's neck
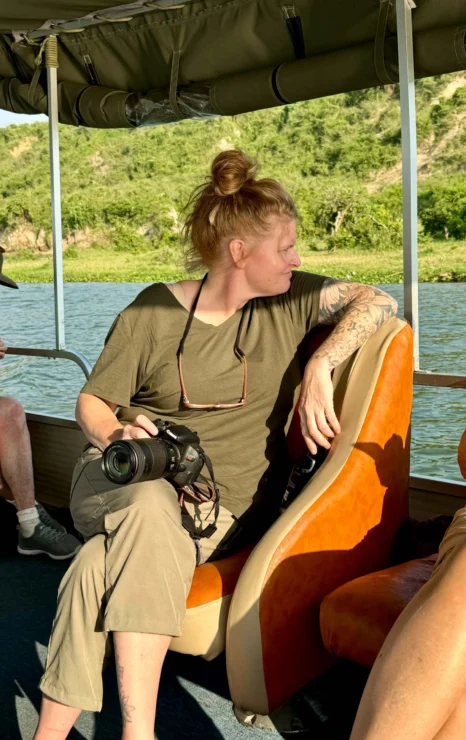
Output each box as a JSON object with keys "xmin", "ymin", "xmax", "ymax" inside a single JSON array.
[{"xmin": 179, "ymin": 270, "xmax": 253, "ymax": 326}]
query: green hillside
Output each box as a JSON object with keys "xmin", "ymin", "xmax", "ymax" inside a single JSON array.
[{"xmin": 1, "ymin": 72, "xmax": 466, "ymax": 282}]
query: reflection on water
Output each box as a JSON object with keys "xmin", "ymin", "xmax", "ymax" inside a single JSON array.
[{"xmin": 0, "ymin": 282, "xmax": 464, "ymax": 481}]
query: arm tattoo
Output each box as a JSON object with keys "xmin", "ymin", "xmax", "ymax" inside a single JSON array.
[
  {"xmin": 116, "ymin": 657, "xmax": 136, "ymax": 727},
  {"xmin": 313, "ymin": 278, "xmax": 398, "ymax": 369}
]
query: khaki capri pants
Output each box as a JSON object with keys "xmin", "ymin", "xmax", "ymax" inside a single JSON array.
[{"xmin": 40, "ymin": 446, "xmax": 243, "ymax": 712}]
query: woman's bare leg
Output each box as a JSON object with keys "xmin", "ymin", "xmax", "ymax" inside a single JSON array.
[
  {"xmin": 35, "ymin": 632, "xmax": 171, "ymax": 740},
  {"xmin": 34, "ymin": 697, "xmax": 81, "ymax": 740},
  {"xmin": 350, "ymin": 544, "xmax": 466, "ymax": 740},
  {"xmin": 114, "ymin": 632, "xmax": 171, "ymax": 740}
]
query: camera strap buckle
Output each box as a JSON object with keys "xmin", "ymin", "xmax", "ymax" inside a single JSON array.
[
  {"xmin": 179, "ymin": 499, "xmax": 219, "ymax": 540},
  {"xmin": 179, "ymin": 450, "xmax": 221, "ymax": 541}
]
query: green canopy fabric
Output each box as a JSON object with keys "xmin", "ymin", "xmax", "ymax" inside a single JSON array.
[
  {"xmin": 0, "ymin": 2, "xmax": 136, "ymax": 31},
  {"xmin": 0, "ymin": 0, "xmax": 465, "ymax": 128}
]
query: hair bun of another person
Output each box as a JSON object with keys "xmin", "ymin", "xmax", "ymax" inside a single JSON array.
[{"xmin": 211, "ymin": 150, "xmax": 259, "ymax": 196}]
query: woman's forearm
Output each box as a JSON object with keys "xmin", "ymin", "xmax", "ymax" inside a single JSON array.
[
  {"xmin": 76, "ymin": 393, "xmax": 123, "ymax": 450},
  {"xmin": 313, "ymin": 283, "xmax": 398, "ymax": 371}
]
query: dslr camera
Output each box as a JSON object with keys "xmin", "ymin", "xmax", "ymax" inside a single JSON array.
[{"xmin": 102, "ymin": 419, "xmax": 204, "ymax": 488}]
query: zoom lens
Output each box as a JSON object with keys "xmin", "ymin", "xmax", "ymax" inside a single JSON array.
[
  {"xmin": 102, "ymin": 438, "xmax": 171, "ymax": 485},
  {"xmin": 102, "ymin": 441, "xmax": 137, "ymax": 484}
]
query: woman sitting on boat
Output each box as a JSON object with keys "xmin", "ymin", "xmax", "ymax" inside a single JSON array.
[
  {"xmin": 351, "ymin": 431, "xmax": 466, "ymax": 740},
  {"xmin": 34, "ymin": 149, "xmax": 398, "ymax": 740}
]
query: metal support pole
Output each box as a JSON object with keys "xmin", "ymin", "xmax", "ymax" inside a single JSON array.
[
  {"xmin": 396, "ymin": 0, "xmax": 420, "ymax": 369},
  {"xmin": 46, "ymin": 35, "xmax": 66, "ymax": 351}
]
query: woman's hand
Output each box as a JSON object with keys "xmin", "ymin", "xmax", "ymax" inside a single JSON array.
[
  {"xmin": 0, "ymin": 337, "xmax": 7, "ymax": 360},
  {"xmin": 76, "ymin": 394, "xmax": 159, "ymax": 452},
  {"xmin": 298, "ymin": 358, "xmax": 341, "ymax": 454},
  {"xmin": 111, "ymin": 415, "xmax": 159, "ymax": 444}
]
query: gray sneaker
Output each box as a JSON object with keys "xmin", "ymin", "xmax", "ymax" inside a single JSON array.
[
  {"xmin": 36, "ymin": 501, "xmax": 67, "ymax": 534},
  {"xmin": 18, "ymin": 522, "xmax": 82, "ymax": 560}
]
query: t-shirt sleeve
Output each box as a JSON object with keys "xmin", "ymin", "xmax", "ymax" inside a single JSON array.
[
  {"xmin": 80, "ymin": 313, "xmax": 141, "ymax": 408},
  {"xmin": 279, "ymin": 270, "xmax": 327, "ymax": 336}
]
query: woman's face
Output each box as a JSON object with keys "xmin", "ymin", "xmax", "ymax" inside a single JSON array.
[{"xmin": 243, "ymin": 216, "xmax": 301, "ymax": 296}]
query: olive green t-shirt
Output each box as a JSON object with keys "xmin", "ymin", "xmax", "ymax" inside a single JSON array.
[{"xmin": 81, "ymin": 271, "xmax": 325, "ymax": 520}]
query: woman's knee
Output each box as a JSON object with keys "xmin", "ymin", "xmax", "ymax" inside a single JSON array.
[
  {"xmin": 60, "ymin": 535, "xmax": 105, "ymax": 595},
  {"xmin": 122, "ymin": 479, "xmax": 181, "ymax": 522}
]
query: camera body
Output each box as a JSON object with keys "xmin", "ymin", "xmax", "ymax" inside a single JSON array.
[
  {"xmin": 102, "ymin": 419, "xmax": 205, "ymax": 488},
  {"xmin": 280, "ymin": 446, "xmax": 328, "ymax": 512}
]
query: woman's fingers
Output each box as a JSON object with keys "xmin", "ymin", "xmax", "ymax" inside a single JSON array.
[
  {"xmin": 299, "ymin": 408, "xmax": 331, "ymax": 451},
  {"xmin": 303, "ymin": 435, "xmax": 318, "ymax": 455},
  {"xmin": 299, "ymin": 404, "xmax": 341, "ymax": 454},
  {"xmin": 130, "ymin": 427, "xmax": 151, "ymax": 440},
  {"xmin": 299, "ymin": 365, "xmax": 341, "ymax": 454},
  {"xmin": 315, "ymin": 409, "xmax": 335, "ymax": 439},
  {"xmin": 134, "ymin": 415, "xmax": 158, "ymax": 436},
  {"xmin": 326, "ymin": 406, "xmax": 341, "ymax": 436},
  {"xmin": 307, "ymin": 417, "xmax": 331, "ymax": 449},
  {"xmin": 299, "ymin": 416, "xmax": 318, "ymax": 455}
]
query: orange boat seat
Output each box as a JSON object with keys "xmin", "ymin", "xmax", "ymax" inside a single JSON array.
[
  {"xmin": 320, "ymin": 555, "xmax": 436, "ymax": 668},
  {"xmin": 320, "ymin": 429, "xmax": 466, "ymax": 670},
  {"xmin": 170, "ymin": 317, "xmax": 413, "ymax": 719}
]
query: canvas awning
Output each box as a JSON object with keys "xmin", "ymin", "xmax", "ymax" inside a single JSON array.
[{"xmin": 0, "ymin": 0, "xmax": 465, "ymax": 128}]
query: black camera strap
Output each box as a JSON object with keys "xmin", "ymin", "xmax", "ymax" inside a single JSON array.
[{"xmin": 179, "ymin": 450, "xmax": 220, "ymax": 540}]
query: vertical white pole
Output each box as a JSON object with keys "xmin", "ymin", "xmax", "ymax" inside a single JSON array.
[
  {"xmin": 396, "ymin": 0, "xmax": 420, "ymax": 369},
  {"xmin": 46, "ymin": 36, "xmax": 66, "ymax": 350}
]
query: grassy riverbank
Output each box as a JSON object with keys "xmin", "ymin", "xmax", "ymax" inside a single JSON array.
[{"xmin": 5, "ymin": 240, "xmax": 466, "ymax": 284}]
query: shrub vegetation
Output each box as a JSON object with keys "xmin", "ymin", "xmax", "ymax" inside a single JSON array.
[{"xmin": 1, "ymin": 72, "xmax": 466, "ymax": 280}]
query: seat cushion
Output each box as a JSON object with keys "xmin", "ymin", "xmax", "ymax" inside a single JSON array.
[
  {"xmin": 170, "ymin": 544, "xmax": 254, "ymax": 660},
  {"xmin": 320, "ymin": 555, "xmax": 437, "ymax": 668}
]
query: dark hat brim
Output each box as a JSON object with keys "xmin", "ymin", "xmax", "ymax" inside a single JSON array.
[{"xmin": 0, "ymin": 273, "xmax": 19, "ymax": 289}]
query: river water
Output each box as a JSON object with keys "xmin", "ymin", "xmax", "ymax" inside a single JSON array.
[{"xmin": 0, "ymin": 282, "xmax": 464, "ymax": 481}]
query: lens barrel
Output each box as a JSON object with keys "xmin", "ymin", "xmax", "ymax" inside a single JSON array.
[{"xmin": 102, "ymin": 438, "xmax": 170, "ymax": 485}]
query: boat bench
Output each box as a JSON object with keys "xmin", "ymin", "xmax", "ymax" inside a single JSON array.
[{"xmin": 320, "ymin": 430, "xmax": 466, "ymax": 670}]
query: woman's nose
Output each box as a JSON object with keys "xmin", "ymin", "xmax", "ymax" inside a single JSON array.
[{"xmin": 290, "ymin": 250, "xmax": 301, "ymax": 268}]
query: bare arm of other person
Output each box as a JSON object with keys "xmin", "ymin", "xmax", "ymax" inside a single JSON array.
[
  {"xmin": 76, "ymin": 393, "xmax": 158, "ymax": 451},
  {"xmin": 299, "ymin": 279, "xmax": 398, "ymax": 454}
]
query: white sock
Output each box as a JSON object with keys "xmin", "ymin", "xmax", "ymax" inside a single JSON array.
[{"xmin": 17, "ymin": 506, "xmax": 40, "ymax": 538}]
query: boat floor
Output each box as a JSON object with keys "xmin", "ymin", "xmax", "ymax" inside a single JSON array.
[{"xmin": 0, "ymin": 500, "xmax": 368, "ymax": 740}]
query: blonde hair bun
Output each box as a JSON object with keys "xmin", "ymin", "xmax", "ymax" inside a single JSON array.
[
  {"xmin": 211, "ymin": 150, "xmax": 259, "ymax": 197},
  {"xmin": 183, "ymin": 149, "xmax": 297, "ymax": 271}
]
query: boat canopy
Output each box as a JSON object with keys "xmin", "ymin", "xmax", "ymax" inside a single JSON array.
[{"xmin": 0, "ymin": 0, "xmax": 465, "ymax": 128}]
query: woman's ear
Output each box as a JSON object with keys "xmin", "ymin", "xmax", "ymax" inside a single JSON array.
[{"xmin": 228, "ymin": 238, "xmax": 247, "ymax": 268}]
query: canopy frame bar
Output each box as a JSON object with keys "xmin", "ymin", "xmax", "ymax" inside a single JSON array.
[
  {"xmin": 396, "ymin": 0, "xmax": 420, "ymax": 369},
  {"xmin": 6, "ymin": 347, "xmax": 92, "ymax": 379},
  {"xmin": 7, "ymin": 36, "xmax": 93, "ymax": 382},
  {"xmin": 47, "ymin": 36, "xmax": 66, "ymax": 351}
]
